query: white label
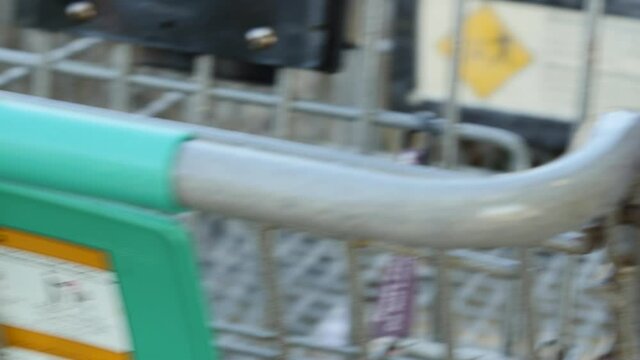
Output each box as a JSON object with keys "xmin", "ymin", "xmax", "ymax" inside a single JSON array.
[{"xmin": 0, "ymin": 229, "xmax": 132, "ymax": 360}]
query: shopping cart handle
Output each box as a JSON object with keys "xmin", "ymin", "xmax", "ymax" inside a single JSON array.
[{"xmin": 177, "ymin": 111, "xmax": 640, "ymax": 247}]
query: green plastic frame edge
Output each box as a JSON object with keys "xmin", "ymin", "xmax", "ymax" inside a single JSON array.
[
  {"xmin": 0, "ymin": 95, "xmax": 192, "ymax": 212},
  {"xmin": 0, "ymin": 180, "xmax": 217, "ymax": 360}
]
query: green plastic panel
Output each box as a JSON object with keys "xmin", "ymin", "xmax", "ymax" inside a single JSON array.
[
  {"xmin": 0, "ymin": 96, "xmax": 192, "ymax": 212},
  {"xmin": 0, "ymin": 180, "xmax": 216, "ymax": 360}
]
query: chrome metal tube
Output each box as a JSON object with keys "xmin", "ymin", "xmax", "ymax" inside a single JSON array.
[{"xmin": 176, "ymin": 112, "xmax": 640, "ymax": 248}]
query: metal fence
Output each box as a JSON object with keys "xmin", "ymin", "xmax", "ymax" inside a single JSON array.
[{"xmin": 0, "ymin": 0, "xmax": 638, "ymax": 359}]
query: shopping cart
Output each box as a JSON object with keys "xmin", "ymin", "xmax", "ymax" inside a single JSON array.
[{"xmin": 0, "ymin": 0, "xmax": 638, "ymax": 359}]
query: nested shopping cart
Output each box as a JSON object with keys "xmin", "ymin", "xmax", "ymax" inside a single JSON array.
[{"xmin": 0, "ymin": 0, "xmax": 638, "ymax": 359}]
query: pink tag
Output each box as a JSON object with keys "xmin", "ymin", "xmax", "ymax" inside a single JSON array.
[{"xmin": 372, "ymin": 256, "xmax": 417, "ymax": 338}]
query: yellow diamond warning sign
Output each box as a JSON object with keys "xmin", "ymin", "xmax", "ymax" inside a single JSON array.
[{"xmin": 439, "ymin": 6, "xmax": 532, "ymax": 98}]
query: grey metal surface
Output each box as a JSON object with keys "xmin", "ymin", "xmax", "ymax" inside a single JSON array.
[{"xmin": 176, "ymin": 111, "xmax": 640, "ymax": 248}]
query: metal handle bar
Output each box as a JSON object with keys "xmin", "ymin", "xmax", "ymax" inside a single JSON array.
[{"xmin": 177, "ymin": 112, "xmax": 640, "ymax": 248}]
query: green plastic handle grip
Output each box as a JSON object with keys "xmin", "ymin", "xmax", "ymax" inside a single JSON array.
[{"xmin": 0, "ymin": 96, "xmax": 192, "ymax": 212}]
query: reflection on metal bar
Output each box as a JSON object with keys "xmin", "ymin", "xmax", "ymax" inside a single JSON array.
[
  {"xmin": 543, "ymin": 232, "xmax": 594, "ymax": 255},
  {"xmin": 286, "ymin": 337, "xmax": 360, "ymax": 356},
  {"xmin": 212, "ymin": 322, "xmax": 363, "ymax": 357},
  {"xmin": 216, "ymin": 338, "xmax": 280, "ymax": 359},
  {"xmin": 0, "ymin": 67, "xmax": 29, "ymax": 87},
  {"xmin": 54, "ymin": 59, "xmax": 116, "ymax": 79},
  {"xmin": 399, "ymin": 338, "xmax": 515, "ymax": 360},
  {"xmin": 177, "ymin": 111, "xmax": 640, "ymax": 248},
  {"xmin": 135, "ymin": 91, "xmax": 185, "ymax": 117},
  {"xmin": 47, "ymin": 37, "xmax": 102, "ymax": 60},
  {"xmin": 447, "ymin": 249, "xmax": 519, "ymax": 278},
  {"xmin": 213, "ymin": 322, "xmax": 277, "ymax": 339},
  {"xmin": 365, "ymin": 241, "xmax": 519, "ymax": 278}
]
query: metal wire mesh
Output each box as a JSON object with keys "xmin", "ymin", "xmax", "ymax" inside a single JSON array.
[{"xmin": 190, "ymin": 215, "xmax": 615, "ymax": 359}]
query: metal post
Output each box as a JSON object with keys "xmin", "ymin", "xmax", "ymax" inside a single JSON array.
[
  {"xmin": 354, "ymin": 0, "xmax": 384, "ymax": 152},
  {"xmin": 258, "ymin": 226, "xmax": 288, "ymax": 359},
  {"xmin": 616, "ymin": 266, "xmax": 640, "ymax": 359},
  {"xmin": 575, "ymin": 0, "xmax": 605, "ymax": 128},
  {"xmin": 109, "ymin": 44, "xmax": 133, "ymax": 111},
  {"xmin": 29, "ymin": 31, "xmax": 52, "ymax": 97},
  {"xmin": 502, "ymin": 278, "xmax": 519, "ymax": 356},
  {"xmin": 346, "ymin": 241, "xmax": 367, "ymax": 359},
  {"xmin": 185, "ymin": 55, "xmax": 214, "ymax": 124},
  {"xmin": 273, "ymin": 70, "xmax": 295, "ymax": 139},
  {"xmin": 519, "ymin": 249, "xmax": 536, "ymax": 359},
  {"xmin": 558, "ymin": 255, "xmax": 578, "ymax": 354},
  {"xmin": 608, "ymin": 224, "xmax": 640, "ymax": 359},
  {"xmin": 442, "ymin": 0, "xmax": 465, "ymax": 168},
  {"xmin": 434, "ymin": 250, "xmax": 455, "ymax": 360},
  {"xmin": 330, "ymin": 50, "xmax": 358, "ymax": 148}
]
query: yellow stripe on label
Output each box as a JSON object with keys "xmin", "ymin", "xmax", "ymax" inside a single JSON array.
[
  {"xmin": 2, "ymin": 325, "xmax": 132, "ymax": 360},
  {"xmin": 0, "ymin": 228, "xmax": 110, "ymax": 270}
]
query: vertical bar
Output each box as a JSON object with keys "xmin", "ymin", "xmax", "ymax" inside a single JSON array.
[
  {"xmin": 329, "ymin": 50, "xmax": 357, "ymax": 148},
  {"xmin": 574, "ymin": 0, "xmax": 604, "ymax": 128},
  {"xmin": 258, "ymin": 226, "xmax": 288, "ymax": 359},
  {"xmin": 353, "ymin": 0, "xmax": 384, "ymax": 153},
  {"xmin": 616, "ymin": 266, "xmax": 640, "ymax": 359},
  {"xmin": 557, "ymin": 255, "xmax": 578, "ymax": 354},
  {"xmin": 30, "ymin": 31, "xmax": 52, "ymax": 98},
  {"xmin": 185, "ymin": 55, "xmax": 214, "ymax": 124},
  {"xmin": 434, "ymin": 250, "xmax": 454, "ymax": 360},
  {"xmin": 346, "ymin": 242, "xmax": 367, "ymax": 360},
  {"xmin": 519, "ymin": 249, "xmax": 536, "ymax": 358},
  {"xmin": 612, "ymin": 225, "xmax": 640, "ymax": 359},
  {"xmin": 0, "ymin": 0, "xmax": 16, "ymax": 44},
  {"xmin": 441, "ymin": 0, "xmax": 465, "ymax": 168},
  {"xmin": 502, "ymin": 279, "xmax": 518, "ymax": 356},
  {"xmin": 273, "ymin": 69, "xmax": 295, "ymax": 139},
  {"xmin": 109, "ymin": 44, "xmax": 133, "ymax": 111}
]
